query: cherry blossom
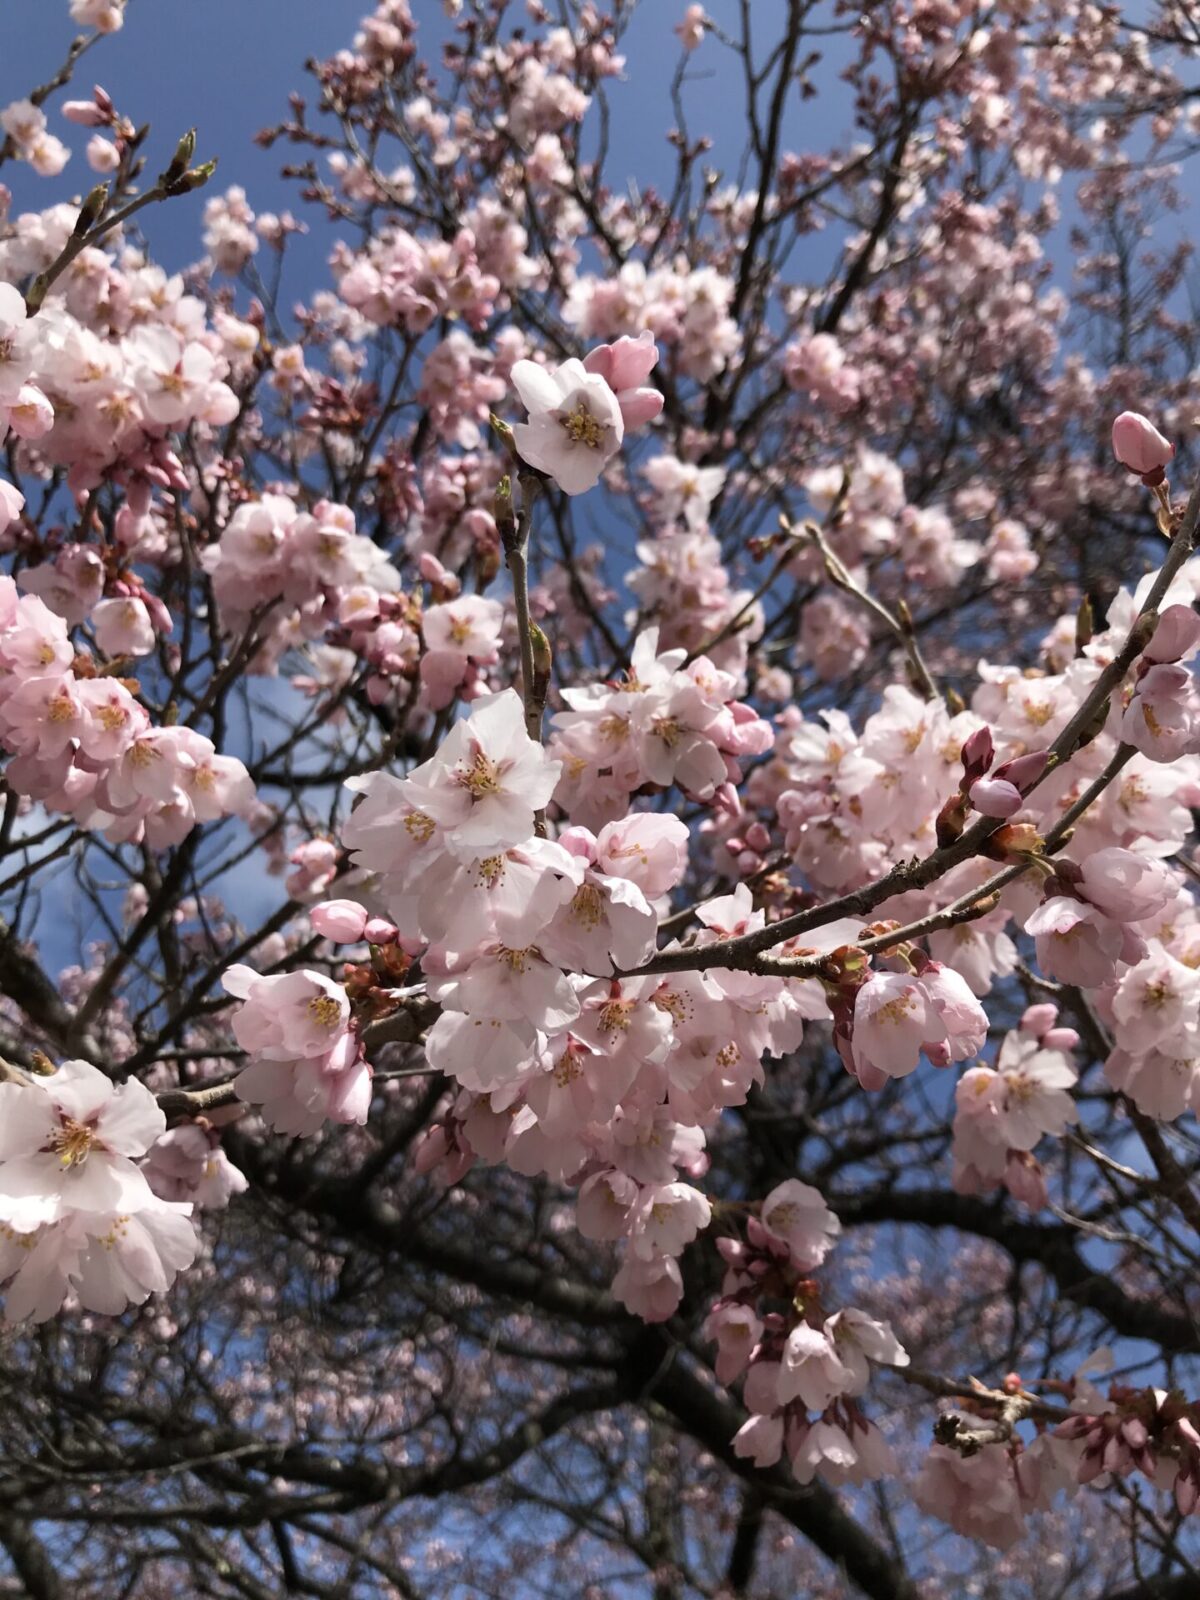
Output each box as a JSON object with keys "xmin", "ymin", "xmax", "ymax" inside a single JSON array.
[{"xmin": 509, "ymin": 357, "xmax": 624, "ymax": 495}]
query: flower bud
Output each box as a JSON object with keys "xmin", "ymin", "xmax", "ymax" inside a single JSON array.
[
  {"xmin": 959, "ymin": 725, "xmax": 994, "ymax": 785},
  {"xmin": 992, "ymin": 748, "xmax": 1051, "ymax": 793},
  {"xmin": 1145, "ymin": 603, "xmax": 1200, "ymax": 664},
  {"xmin": 311, "ymin": 899, "xmax": 368, "ymax": 943},
  {"xmin": 1112, "ymin": 411, "xmax": 1175, "ymax": 484},
  {"xmin": 968, "ymin": 775, "xmax": 1022, "ymax": 818}
]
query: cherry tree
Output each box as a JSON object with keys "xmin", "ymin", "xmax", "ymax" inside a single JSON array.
[{"xmin": 3, "ymin": 0, "xmax": 1200, "ymax": 1594}]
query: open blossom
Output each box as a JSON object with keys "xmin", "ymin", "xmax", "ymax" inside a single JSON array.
[
  {"xmin": 627, "ymin": 1181, "xmax": 711, "ymax": 1259},
  {"xmin": 144, "ymin": 1124, "xmax": 247, "ymax": 1209},
  {"xmin": 594, "ymin": 812, "xmax": 690, "ymax": 897},
  {"xmin": 642, "ymin": 454, "xmax": 726, "ymax": 531},
  {"xmin": 824, "ymin": 1308, "xmax": 910, "ymax": 1392},
  {"xmin": 732, "ymin": 1412, "xmax": 784, "ymax": 1467},
  {"xmin": 759, "ymin": 1178, "xmax": 841, "ymax": 1269},
  {"xmin": 703, "ymin": 1301, "xmax": 764, "ymax": 1383},
  {"xmin": 91, "ymin": 596, "xmax": 157, "ymax": 657},
  {"xmin": 915, "ymin": 1443, "xmax": 1027, "ymax": 1549},
  {"xmin": 954, "ymin": 1020, "xmax": 1078, "ymax": 1199},
  {"xmin": 510, "ymin": 357, "xmax": 624, "ymax": 494},
  {"xmin": 0, "ymin": 478, "xmax": 23, "ymax": 533},
  {"xmin": 611, "ymin": 1251, "xmax": 683, "ymax": 1321},
  {"xmin": 849, "ymin": 966, "xmax": 986, "ymax": 1086},
  {"xmin": 0, "ymin": 282, "xmax": 37, "ymax": 403},
  {"xmin": 849, "ymin": 972, "xmax": 935, "ymax": 1082},
  {"xmin": 223, "ymin": 964, "xmax": 350, "ymax": 1059},
  {"xmin": 0, "ymin": 1059, "xmax": 165, "ymax": 1229},
  {"xmin": 777, "ymin": 1322, "xmax": 851, "ymax": 1410},
  {"xmin": 1077, "ymin": 848, "xmax": 1177, "ymax": 923},
  {"xmin": 1111, "ymin": 952, "xmax": 1200, "ymax": 1055},
  {"xmin": 1123, "ymin": 663, "xmax": 1200, "ymax": 762},
  {"xmin": 400, "ymin": 688, "xmax": 562, "ymax": 855},
  {"xmin": 1, "ymin": 1204, "xmax": 197, "ymax": 1324},
  {"xmin": 1024, "ymin": 896, "xmax": 1130, "ymax": 988},
  {"xmin": 223, "ymin": 965, "xmax": 370, "ymax": 1135}
]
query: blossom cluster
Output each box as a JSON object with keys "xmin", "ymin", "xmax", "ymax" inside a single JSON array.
[
  {"xmin": 548, "ymin": 626, "xmax": 774, "ymax": 831},
  {"xmin": 565, "ymin": 260, "xmax": 742, "ymax": 382},
  {"xmin": 0, "ymin": 1060, "xmax": 197, "ymax": 1322},
  {"xmin": 916, "ymin": 1354, "xmax": 1200, "ymax": 1549},
  {"xmin": 707, "ymin": 1180, "xmax": 911, "ymax": 1488},
  {"xmin": 953, "ymin": 1005, "xmax": 1079, "ymax": 1206},
  {"xmin": 334, "ymin": 223, "xmax": 502, "ymax": 336},
  {"xmin": 0, "ymin": 573, "xmax": 252, "ymax": 845},
  {"xmin": 219, "ymin": 681, "xmax": 808, "ymax": 1329},
  {"xmin": 222, "ymin": 964, "xmax": 371, "ymax": 1135},
  {"xmin": 200, "ymin": 492, "xmax": 403, "ymax": 671}
]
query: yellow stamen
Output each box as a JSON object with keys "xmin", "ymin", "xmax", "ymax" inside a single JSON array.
[
  {"xmin": 51, "ymin": 1119, "xmax": 96, "ymax": 1167},
  {"xmin": 308, "ymin": 994, "xmax": 343, "ymax": 1027},
  {"xmin": 558, "ymin": 403, "xmax": 605, "ymax": 449}
]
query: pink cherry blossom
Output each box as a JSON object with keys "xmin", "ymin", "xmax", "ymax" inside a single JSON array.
[
  {"xmin": 0, "ymin": 1059, "xmax": 165, "ymax": 1230},
  {"xmin": 510, "ymin": 357, "xmax": 624, "ymax": 495}
]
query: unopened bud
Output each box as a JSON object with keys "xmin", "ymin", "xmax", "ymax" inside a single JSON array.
[
  {"xmin": 475, "ymin": 542, "xmax": 501, "ymax": 587},
  {"xmin": 165, "ymin": 157, "xmax": 217, "ymax": 196},
  {"xmin": 530, "ymin": 621, "xmax": 552, "ymax": 703},
  {"xmin": 1075, "ymin": 594, "xmax": 1094, "ymax": 655},
  {"xmin": 161, "ymin": 127, "xmax": 196, "ymax": 185},
  {"xmin": 1073, "ymin": 694, "xmax": 1112, "ymax": 751},
  {"xmin": 1129, "ymin": 609, "xmax": 1160, "ymax": 655},
  {"xmin": 993, "ymin": 748, "xmax": 1052, "ymax": 793},
  {"xmin": 960, "ymin": 725, "xmax": 994, "ymax": 786},
  {"xmin": 488, "ymin": 411, "xmax": 520, "ymax": 464},
  {"xmin": 494, "ymin": 475, "xmax": 517, "ymax": 550},
  {"xmin": 1112, "ymin": 411, "xmax": 1174, "ymax": 486},
  {"xmin": 72, "ymin": 182, "xmax": 109, "ymax": 236},
  {"xmin": 936, "ymin": 791, "xmax": 970, "ymax": 848}
]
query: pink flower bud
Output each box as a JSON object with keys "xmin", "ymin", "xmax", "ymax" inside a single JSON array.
[
  {"xmin": 1020, "ymin": 1003, "xmax": 1058, "ymax": 1037},
  {"xmin": 583, "ymin": 330, "xmax": 658, "ymax": 393},
  {"xmin": 968, "ymin": 775, "xmax": 1022, "ymax": 818},
  {"xmin": 1145, "ymin": 603, "xmax": 1200, "ymax": 664},
  {"xmin": 992, "ymin": 748, "xmax": 1050, "ymax": 792},
  {"xmin": 1112, "ymin": 411, "xmax": 1174, "ymax": 483},
  {"xmin": 1004, "ymin": 1152, "xmax": 1048, "ymax": 1210},
  {"xmin": 582, "ymin": 331, "xmax": 663, "ymax": 432},
  {"xmin": 960, "ymin": 725, "xmax": 994, "ymax": 782},
  {"xmin": 62, "ymin": 99, "xmax": 110, "ymax": 127},
  {"xmin": 311, "ymin": 899, "xmax": 368, "ymax": 942},
  {"xmin": 1041, "ymin": 1027, "xmax": 1079, "ymax": 1051}
]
